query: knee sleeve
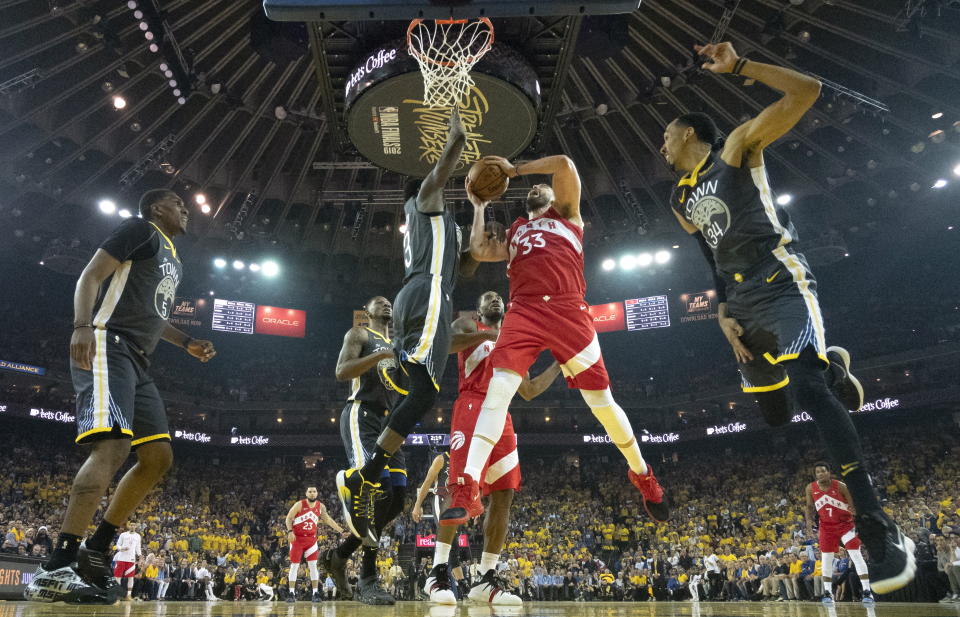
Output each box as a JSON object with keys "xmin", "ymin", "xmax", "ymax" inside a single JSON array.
[
  {"xmin": 581, "ymin": 388, "xmax": 634, "ymax": 446},
  {"xmin": 307, "ymin": 561, "xmax": 319, "ymax": 581},
  {"xmin": 474, "ymin": 369, "xmax": 522, "ymax": 442},
  {"xmin": 386, "ymin": 362, "xmax": 438, "ymax": 436}
]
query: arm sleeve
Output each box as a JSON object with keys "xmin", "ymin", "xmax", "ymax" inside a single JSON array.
[
  {"xmin": 693, "ymin": 233, "xmax": 727, "ymax": 303},
  {"xmin": 99, "ymin": 219, "xmax": 160, "ymax": 262}
]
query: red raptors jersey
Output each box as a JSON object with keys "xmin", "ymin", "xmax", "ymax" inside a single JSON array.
[
  {"xmin": 292, "ymin": 499, "xmax": 323, "ymax": 537},
  {"xmin": 506, "ymin": 208, "xmax": 585, "ymax": 300},
  {"xmin": 457, "ymin": 322, "xmax": 495, "ymax": 396},
  {"xmin": 810, "ymin": 479, "xmax": 853, "ymax": 526}
]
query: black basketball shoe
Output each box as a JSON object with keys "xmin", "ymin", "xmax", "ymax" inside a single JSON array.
[
  {"xmin": 357, "ymin": 575, "xmax": 395, "ymax": 605},
  {"xmin": 74, "ymin": 542, "xmax": 122, "ymax": 602},
  {"xmin": 826, "ymin": 346, "xmax": 864, "ymax": 412},
  {"xmin": 855, "ymin": 511, "xmax": 916, "ymax": 595},
  {"xmin": 23, "ymin": 564, "xmax": 113, "ymax": 604},
  {"xmin": 336, "ymin": 468, "xmax": 379, "ymax": 544}
]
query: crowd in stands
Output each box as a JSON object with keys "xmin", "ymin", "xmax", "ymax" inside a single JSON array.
[{"xmin": 1, "ymin": 415, "xmax": 957, "ymax": 603}]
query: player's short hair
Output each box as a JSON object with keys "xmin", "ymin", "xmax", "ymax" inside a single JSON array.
[
  {"xmin": 675, "ymin": 112, "xmax": 725, "ymax": 151},
  {"xmin": 365, "ymin": 296, "xmax": 384, "ymax": 311},
  {"xmin": 305, "ymin": 485, "xmax": 317, "ymax": 491},
  {"xmin": 813, "ymin": 461, "xmax": 831, "ymax": 472},
  {"xmin": 403, "ymin": 177, "xmax": 422, "ymax": 202},
  {"xmin": 139, "ymin": 189, "xmax": 178, "ymax": 218},
  {"xmin": 477, "ymin": 290, "xmax": 499, "ymax": 309}
]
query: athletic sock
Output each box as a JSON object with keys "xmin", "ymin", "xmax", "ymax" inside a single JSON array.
[
  {"xmin": 434, "ymin": 542, "xmax": 452, "ymax": 567},
  {"xmin": 85, "ymin": 521, "xmax": 118, "ymax": 554},
  {"xmin": 336, "ymin": 535, "xmax": 361, "ymax": 560},
  {"xmin": 45, "ymin": 532, "xmax": 82, "ymax": 570},
  {"xmin": 480, "ymin": 552, "xmax": 498, "ymax": 574},
  {"xmin": 360, "ymin": 545, "xmax": 377, "ymax": 580}
]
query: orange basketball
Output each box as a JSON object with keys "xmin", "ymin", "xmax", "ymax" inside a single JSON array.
[{"xmin": 467, "ymin": 160, "xmax": 509, "ymax": 202}]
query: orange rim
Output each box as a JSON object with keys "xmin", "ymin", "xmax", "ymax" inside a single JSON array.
[{"xmin": 406, "ymin": 17, "xmax": 494, "ymax": 68}]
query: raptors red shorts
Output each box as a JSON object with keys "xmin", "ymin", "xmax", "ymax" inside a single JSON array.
[
  {"xmin": 491, "ymin": 294, "xmax": 610, "ymax": 391},
  {"xmin": 819, "ymin": 523, "xmax": 861, "ymax": 553},
  {"xmin": 449, "ymin": 393, "xmax": 521, "ymax": 495},
  {"xmin": 289, "ymin": 536, "xmax": 319, "ymax": 563},
  {"xmin": 113, "ymin": 561, "xmax": 136, "ymax": 578}
]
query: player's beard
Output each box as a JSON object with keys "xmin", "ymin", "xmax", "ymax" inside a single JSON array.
[
  {"xmin": 526, "ymin": 194, "xmax": 550, "ymax": 213},
  {"xmin": 483, "ymin": 309, "xmax": 504, "ymax": 323}
]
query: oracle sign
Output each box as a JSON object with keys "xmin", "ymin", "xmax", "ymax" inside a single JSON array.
[
  {"xmin": 29, "ymin": 408, "xmax": 75, "ymax": 423},
  {"xmin": 255, "ymin": 305, "xmax": 306, "ymax": 338},
  {"xmin": 173, "ymin": 430, "xmax": 212, "ymax": 443},
  {"xmin": 588, "ymin": 302, "xmax": 625, "ymax": 333},
  {"xmin": 230, "ymin": 435, "xmax": 270, "ymax": 446},
  {"xmin": 706, "ymin": 422, "xmax": 748, "ymax": 436},
  {"xmin": 641, "ymin": 432, "xmax": 680, "ymax": 444}
]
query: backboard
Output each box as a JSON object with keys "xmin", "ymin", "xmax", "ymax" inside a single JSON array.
[{"xmin": 263, "ymin": 0, "xmax": 641, "ymax": 21}]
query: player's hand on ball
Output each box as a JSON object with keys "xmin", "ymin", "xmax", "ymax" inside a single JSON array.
[
  {"xmin": 481, "ymin": 155, "xmax": 518, "ymax": 178},
  {"xmin": 718, "ymin": 316, "xmax": 754, "ymax": 364},
  {"xmin": 694, "ymin": 42, "xmax": 738, "ymax": 74},
  {"xmin": 187, "ymin": 339, "xmax": 217, "ymax": 362},
  {"xmin": 70, "ymin": 327, "xmax": 97, "ymax": 371},
  {"xmin": 464, "ymin": 178, "xmax": 489, "ymax": 209}
]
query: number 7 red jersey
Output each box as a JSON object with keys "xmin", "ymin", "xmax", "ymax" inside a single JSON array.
[
  {"xmin": 506, "ymin": 207, "xmax": 586, "ymax": 300},
  {"xmin": 810, "ymin": 479, "xmax": 853, "ymax": 527}
]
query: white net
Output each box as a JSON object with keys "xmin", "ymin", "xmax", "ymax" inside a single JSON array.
[{"xmin": 407, "ymin": 18, "xmax": 494, "ymax": 108}]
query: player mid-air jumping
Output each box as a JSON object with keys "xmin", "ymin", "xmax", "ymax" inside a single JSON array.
[
  {"xmin": 661, "ymin": 40, "xmax": 914, "ymax": 594},
  {"xmin": 441, "ymin": 153, "xmax": 669, "ymax": 527}
]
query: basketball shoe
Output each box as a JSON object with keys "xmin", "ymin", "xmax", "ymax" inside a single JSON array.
[
  {"xmin": 357, "ymin": 575, "xmax": 395, "ymax": 605},
  {"xmin": 820, "ymin": 592, "xmax": 834, "ymax": 604},
  {"xmin": 862, "ymin": 590, "xmax": 875, "ymax": 605},
  {"xmin": 320, "ymin": 548, "xmax": 353, "ymax": 600},
  {"xmin": 336, "ymin": 468, "xmax": 379, "ymax": 543},
  {"xmin": 826, "ymin": 346, "xmax": 864, "ymax": 412},
  {"xmin": 468, "ymin": 569, "xmax": 522, "ymax": 605},
  {"xmin": 312, "ymin": 590, "xmax": 322, "ymax": 603},
  {"xmin": 856, "ymin": 511, "xmax": 916, "ymax": 594},
  {"xmin": 439, "ymin": 475, "xmax": 482, "ymax": 527},
  {"xmin": 424, "ymin": 563, "xmax": 457, "ymax": 605},
  {"xmin": 628, "ymin": 466, "xmax": 670, "ymax": 522},
  {"xmin": 23, "ymin": 564, "xmax": 113, "ymax": 604},
  {"xmin": 74, "ymin": 542, "xmax": 122, "ymax": 602}
]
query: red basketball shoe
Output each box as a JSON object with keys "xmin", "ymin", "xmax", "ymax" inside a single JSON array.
[
  {"xmin": 439, "ymin": 475, "xmax": 482, "ymax": 526},
  {"xmin": 629, "ymin": 466, "xmax": 670, "ymax": 523}
]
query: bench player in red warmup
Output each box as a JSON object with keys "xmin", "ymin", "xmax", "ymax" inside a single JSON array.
[
  {"xmin": 806, "ymin": 462, "xmax": 875, "ymax": 605},
  {"xmin": 440, "ymin": 154, "xmax": 669, "ymax": 526}
]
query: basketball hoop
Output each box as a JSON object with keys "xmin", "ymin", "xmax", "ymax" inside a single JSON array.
[{"xmin": 407, "ymin": 17, "xmax": 494, "ymax": 108}]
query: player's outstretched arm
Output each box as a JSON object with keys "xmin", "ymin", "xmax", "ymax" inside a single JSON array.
[
  {"xmin": 517, "ymin": 361, "xmax": 562, "ymax": 401},
  {"xmin": 448, "ymin": 315, "xmax": 497, "ymax": 354},
  {"xmin": 697, "ymin": 42, "xmax": 821, "ymax": 167},
  {"xmin": 334, "ymin": 326, "xmax": 392, "ymax": 381},
  {"xmin": 412, "ymin": 454, "xmax": 445, "ymax": 523},
  {"xmin": 320, "ymin": 508, "xmax": 346, "ymax": 535},
  {"xmin": 418, "ymin": 106, "xmax": 467, "ymax": 214}
]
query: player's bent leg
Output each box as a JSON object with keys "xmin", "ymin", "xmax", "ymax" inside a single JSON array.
[{"xmin": 785, "ymin": 348, "xmax": 915, "ymax": 594}]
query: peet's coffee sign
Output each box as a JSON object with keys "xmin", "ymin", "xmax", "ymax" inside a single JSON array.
[
  {"xmin": 345, "ymin": 47, "xmax": 399, "ymax": 99},
  {"xmin": 678, "ymin": 290, "xmax": 718, "ymax": 323},
  {"xmin": 230, "ymin": 434, "xmax": 270, "ymax": 446}
]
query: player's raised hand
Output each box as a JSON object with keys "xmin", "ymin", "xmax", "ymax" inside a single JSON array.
[
  {"xmin": 449, "ymin": 105, "xmax": 466, "ymax": 136},
  {"xmin": 464, "ymin": 177, "xmax": 489, "ymax": 209},
  {"xmin": 481, "ymin": 155, "xmax": 518, "ymax": 178},
  {"xmin": 694, "ymin": 42, "xmax": 739, "ymax": 74},
  {"xmin": 187, "ymin": 339, "xmax": 217, "ymax": 362},
  {"xmin": 718, "ymin": 315, "xmax": 754, "ymax": 364}
]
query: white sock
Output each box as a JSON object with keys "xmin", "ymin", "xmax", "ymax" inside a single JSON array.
[
  {"xmin": 480, "ymin": 552, "xmax": 498, "ymax": 574},
  {"xmin": 463, "ymin": 370, "xmax": 521, "ymax": 480},
  {"xmin": 848, "ymin": 548, "xmax": 870, "ymax": 591},
  {"xmin": 289, "ymin": 562, "xmax": 299, "ymax": 590},
  {"xmin": 433, "ymin": 542, "xmax": 452, "ymax": 567},
  {"xmin": 580, "ymin": 388, "xmax": 647, "ymax": 474},
  {"xmin": 822, "ymin": 552, "xmax": 834, "ymax": 594},
  {"xmin": 859, "ymin": 576, "xmax": 871, "ymax": 593}
]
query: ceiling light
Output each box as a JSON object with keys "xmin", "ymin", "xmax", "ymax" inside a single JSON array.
[
  {"xmin": 232, "ymin": 260, "xmax": 245, "ymax": 270},
  {"xmin": 776, "ymin": 194, "xmax": 793, "ymax": 206},
  {"xmin": 195, "ymin": 193, "xmax": 206, "ymax": 205},
  {"xmin": 98, "ymin": 199, "xmax": 116, "ymax": 214},
  {"xmin": 932, "ymin": 112, "xmax": 943, "ymax": 119},
  {"xmin": 213, "ymin": 258, "xmax": 226, "ymax": 268},
  {"xmin": 133, "ymin": 9, "xmax": 143, "ymax": 18},
  {"xmin": 112, "ymin": 96, "xmax": 126, "ymax": 109},
  {"xmin": 177, "ymin": 97, "xmax": 186, "ymax": 105},
  {"xmin": 654, "ymin": 250, "xmax": 671, "ymax": 264},
  {"xmin": 932, "ymin": 178, "xmax": 948, "ymax": 189},
  {"xmin": 249, "ymin": 263, "xmax": 261, "ymax": 273},
  {"xmin": 148, "ymin": 43, "xmax": 158, "ymax": 53},
  {"xmin": 208, "ymin": 290, "xmax": 215, "ymax": 296},
  {"xmin": 619, "ymin": 255, "xmax": 636, "ymax": 271},
  {"xmin": 144, "ymin": 31, "xmax": 154, "ymax": 40},
  {"xmin": 138, "ymin": 21, "xmax": 148, "ymax": 31},
  {"xmin": 398, "ymin": 223, "xmax": 407, "ymax": 234},
  {"xmin": 200, "ymin": 203, "xmax": 211, "ymax": 214},
  {"xmin": 159, "ymin": 62, "xmax": 168, "ymax": 72},
  {"xmin": 637, "ymin": 252, "xmax": 653, "ymax": 267},
  {"xmin": 163, "ymin": 69, "xmax": 173, "ymax": 78},
  {"xmin": 672, "ymin": 245, "xmax": 679, "ymax": 249},
  {"xmin": 261, "ymin": 260, "xmax": 279, "ymax": 277},
  {"xmin": 601, "ymin": 258, "xmax": 616, "ymax": 271},
  {"xmin": 127, "ymin": 0, "xmax": 137, "ymax": 8},
  {"xmin": 953, "ymin": 163, "xmax": 960, "ymax": 177},
  {"xmin": 168, "ymin": 79, "xmax": 177, "ymax": 87},
  {"xmin": 118, "ymin": 209, "xmax": 132, "ymax": 218}
]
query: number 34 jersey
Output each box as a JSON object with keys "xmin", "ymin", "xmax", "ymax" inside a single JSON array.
[{"xmin": 506, "ymin": 207, "xmax": 586, "ymax": 300}]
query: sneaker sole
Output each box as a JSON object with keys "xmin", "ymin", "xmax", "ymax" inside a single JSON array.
[
  {"xmin": 827, "ymin": 345, "xmax": 864, "ymax": 410},
  {"xmin": 870, "ymin": 536, "xmax": 917, "ymax": 595},
  {"xmin": 336, "ymin": 470, "xmax": 362, "ymax": 539},
  {"xmin": 643, "ymin": 499, "xmax": 670, "ymax": 523}
]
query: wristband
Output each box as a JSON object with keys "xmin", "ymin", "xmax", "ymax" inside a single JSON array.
[{"xmin": 731, "ymin": 57, "xmax": 748, "ymax": 76}]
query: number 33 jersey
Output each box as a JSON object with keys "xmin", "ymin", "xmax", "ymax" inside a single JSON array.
[{"xmin": 506, "ymin": 207, "xmax": 586, "ymax": 300}]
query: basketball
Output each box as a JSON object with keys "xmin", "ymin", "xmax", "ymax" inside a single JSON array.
[{"xmin": 467, "ymin": 160, "xmax": 510, "ymax": 202}]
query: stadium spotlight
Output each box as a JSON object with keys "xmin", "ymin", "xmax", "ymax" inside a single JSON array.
[
  {"xmin": 112, "ymin": 95, "xmax": 126, "ymax": 110},
  {"xmin": 261, "ymin": 260, "xmax": 279, "ymax": 277},
  {"xmin": 776, "ymin": 193, "xmax": 793, "ymax": 205},
  {"xmin": 619, "ymin": 255, "xmax": 637, "ymax": 271},
  {"xmin": 118, "ymin": 209, "xmax": 132, "ymax": 218},
  {"xmin": 232, "ymin": 260, "xmax": 245, "ymax": 270},
  {"xmin": 249, "ymin": 263, "xmax": 261, "ymax": 273},
  {"xmin": 398, "ymin": 223, "xmax": 407, "ymax": 234},
  {"xmin": 932, "ymin": 178, "xmax": 948, "ymax": 189},
  {"xmin": 213, "ymin": 258, "xmax": 226, "ymax": 269},
  {"xmin": 637, "ymin": 252, "xmax": 653, "ymax": 267},
  {"xmin": 208, "ymin": 290, "xmax": 215, "ymax": 296},
  {"xmin": 200, "ymin": 203, "xmax": 211, "ymax": 214},
  {"xmin": 601, "ymin": 258, "xmax": 616, "ymax": 271},
  {"xmin": 98, "ymin": 199, "xmax": 117, "ymax": 215},
  {"xmin": 194, "ymin": 193, "xmax": 206, "ymax": 205},
  {"xmin": 654, "ymin": 250, "xmax": 671, "ymax": 264},
  {"xmin": 953, "ymin": 163, "xmax": 960, "ymax": 177},
  {"xmin": 932, "ymin": 112, "xmax": 943, "ymax": 119}
]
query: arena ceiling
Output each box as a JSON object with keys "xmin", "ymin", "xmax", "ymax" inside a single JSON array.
[{"xmin": 0, "ymin": 0, "xmax": 958, "ymax": 283}]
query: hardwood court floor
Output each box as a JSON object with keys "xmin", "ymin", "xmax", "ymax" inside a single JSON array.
[{"xmin": 1, "ymin": 601, "xmax": 957, "ymax": 617}]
